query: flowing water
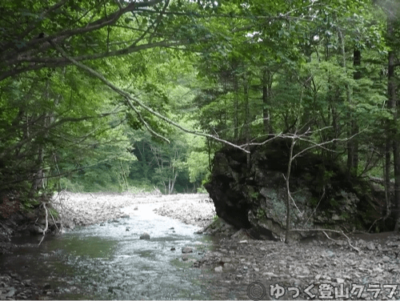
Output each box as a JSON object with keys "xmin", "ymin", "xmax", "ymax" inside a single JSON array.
[{"xmin": 0, "ymin": 203, "xmax": 219, "ymax": 299}]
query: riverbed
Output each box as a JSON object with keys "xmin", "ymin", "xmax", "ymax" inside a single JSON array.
[
  {"xmin": 2, "ymin": 193, "xmax": 400, "ymax": 300},
  {"xmin": 0, "ymin": 194, "xmax": 220, "ymax": 300}
]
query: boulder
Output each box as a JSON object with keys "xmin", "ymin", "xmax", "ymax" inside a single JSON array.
[
  {"xmin": 139, "ymin": 232, "xmax": 150, "ymax": 240},
  {"xmin": 205, "ymin": 139, "xmax": 387, "ymax": 240},
  {"xmin": 182, "ymin": 247, "xmax": 193, "ymax": 253}
]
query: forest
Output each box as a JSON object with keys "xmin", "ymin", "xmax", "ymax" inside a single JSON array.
[{"xmin": 0, "ymin": 0, "xmax": 399, "ymax": 227}]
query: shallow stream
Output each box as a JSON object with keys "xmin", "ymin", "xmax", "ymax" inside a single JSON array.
[{"xmin": 0, "ymin": 203, "xmax": 219, "ymax": 299}]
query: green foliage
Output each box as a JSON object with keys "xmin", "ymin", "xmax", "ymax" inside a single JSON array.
[
  {"xmin": 20, "ymin": 198, "xmax": 39, "ymax": 211},
  {"xmin": 250, "ymin": 192, "xmax": 260, "ymax": 200},
  {"xmin": 256, "ymin": 208, "xmax": 266, "ymax": 219},
  {"xmin": 0, "ymin": 0, "xmax": 399, "ymax": 232},
  {"xmin": 48, "ymin": 207, "xmax": 59, "ymax": 219},
  {"xmin": 329, "ymin": 198, "xmax": 340, "ymax": 208}
]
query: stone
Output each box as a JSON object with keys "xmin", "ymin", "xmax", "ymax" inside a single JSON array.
[
  {"xmin": 263, "ymin": 272, "xmax": 278, "ymax": 278},
  {"xmin": 139, "ymin": 232, "xmax": 150, "ymax": 240},
  {"xmin": 214, "ymin": 266, "xmax": 223, "ymax": 272},
  {"xmin": 182, "ymin": 255, "xmax": 189, "ymax": 261},
  {"xmin": 366, "ymin": 242, "xmax": 375, "ymax": 251},
  {"xmin": 43, "ymin": 283, "xmax": 51, "ymax": 290},
  {"xmin": 224, "ymin": 263, "xmax": 235, "ymax": 271},
  {"xmin": 171, "ymin": 247, "xmax": 176, "ymax": 251},
  {"xmin": 120, "ymin": 215, "xmax": 130, "ymax": 219},
  {"xmin": 134, "ymin": 207, "xmax": 138, "ymax": 210},
  {"xmin": 125, "ymin": 227, "xmax": 130, "ymax": 231},
  {"xmin": 5, "ymin": 287, "xmax": 15, "ymax": 297},
  {"xmin": 23, "ymin": 280, "xmax": 31, "ymax": 287},
  {"xmin": 382, "ymin": 256, "xmax": 391, "ymax": 262},
  {"xmin": 204, "ymin": 140, "xmax": 373, "ymax": 241},
  {"xmin": 30, "ymin": 225, "xmax": 44, "ymax": 235},
  {"xmin": 100, "ymin": 223, "xmax": 105, "ymax": 226},
  {"xmin": 182, "ymin": 247, "xmax": 193, "ymax": 253}
]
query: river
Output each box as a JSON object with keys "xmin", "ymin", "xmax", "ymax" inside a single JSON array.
[{"xmin": 0, "ymin": 202, "xmax": 220, "ymax": 300}]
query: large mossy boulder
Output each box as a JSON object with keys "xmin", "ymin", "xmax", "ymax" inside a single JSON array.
[{"xmin": 205, "ymin": 139, "xmax": 391, "ymax": 241}]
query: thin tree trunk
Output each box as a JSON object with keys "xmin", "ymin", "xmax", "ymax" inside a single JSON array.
[
  {"xmin": 285, "ymin": 139, "xmax": 296, "ymax": 243},
  {"xmin": 388, "ymin": 20, "xmax": 400, "ymax": 230},
  {"xmin": 244, "ymin": 78, "xmax": 250, "ymax": 168},
  {"xmin": 30, "ymin": 80, "xmax": 50, "ymax": 196},
  {"xmin": 262, "ymin": 69, "xmax": 273, "ymax": 134},
  {"xmin": 350, "ymin": 49, "xmax": 361, "ymax": 173},
  {"xmin": 233, "ymin": 77, "xmax": 239, "ymax": 141}
]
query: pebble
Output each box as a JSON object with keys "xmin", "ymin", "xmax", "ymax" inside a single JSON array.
[
  {"xmin": 366, "ymin": 242, "xmax": 375, "ymax": 250},
  {"xmin": 215, "ymin": 266, "xmax": 223, "ymax": 272},
  {"xmin": 382, "ymin": 256, "xmax": 391, "ymax": 262}
]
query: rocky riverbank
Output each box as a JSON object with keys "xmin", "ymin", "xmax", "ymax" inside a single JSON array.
[
  {"xmin": 1, "ymin": 192, "xmax": 400, "ymax": 300},
  {"xmin": 0, "ymin": 191, "xmax": 215, "ymax": 254},
  {"xmin": 194, "ymin": 231, "xmax": 400, "ymax": 300},
  {"xmin": 52, "ymin": 191, "xmax": 215, "ymax": 229}
]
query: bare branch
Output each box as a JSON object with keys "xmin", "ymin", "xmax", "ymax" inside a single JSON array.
[
  {"xmin": 126, "ymin": 97, "xmax": 170, "ymax": 143},
  {"xmin": 38, "ymin": 202, "xmax": 49, "ymax": 246}
]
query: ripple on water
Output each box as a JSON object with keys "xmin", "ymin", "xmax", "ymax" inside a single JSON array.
[{"xmin": 0, "ymin": 203, "xmax": 220, "ymax": 300}]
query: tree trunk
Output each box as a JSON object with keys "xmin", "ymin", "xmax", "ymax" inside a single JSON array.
[
  {"xmin": 350, "ymin": 49, "xmax": 361, "ymax": 173},
  {"xmin": 262, "ymin": 69, "xmax": 273, "ymax": 134},
  {"xmin": 244, "ymin": 78, "xmax": 251, "ymax": 168},
  {"xmin": 388, "ymin": 28, "xmax": 400, "ymax": 230},
  {"xmin": 29, "ymin": 80, "xmax": 50, "ymax": 196},
  {"xmin": 233, "ymin": 77, "xmax": 239, "ymax": 141},
  {"xmin": 346, "ymin": 48, "xmax": 360, "ymax": 176}
]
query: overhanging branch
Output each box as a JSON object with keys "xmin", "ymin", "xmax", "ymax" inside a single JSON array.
[{"xmin": 51, "ymin": 41, "xmax": 250, "ymax": 153}]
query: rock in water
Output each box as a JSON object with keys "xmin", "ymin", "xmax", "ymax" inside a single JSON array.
[
  {"xmin": 182, "ymin": 247, "xmax": 193, "ymax": 253},
  {"xmin": 140, "ymin": 232, "xmax": 150, "ymax": 240}
]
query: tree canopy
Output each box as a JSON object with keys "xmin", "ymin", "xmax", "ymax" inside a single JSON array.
[{"xmin": 1, "ymin": 0, "xmax": 400, "ymax": 229}]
